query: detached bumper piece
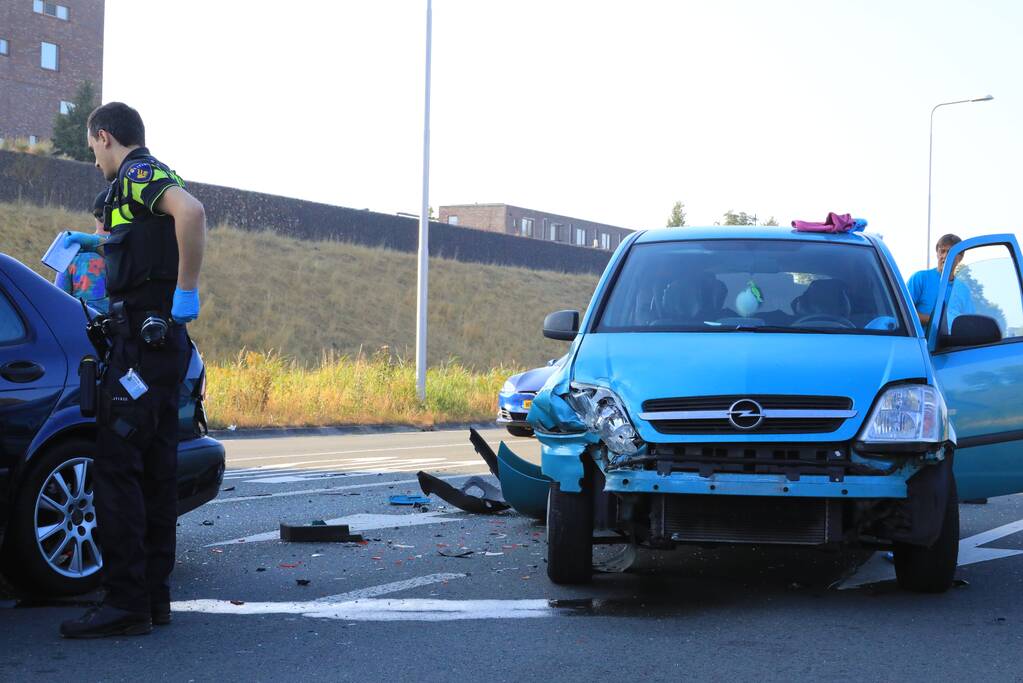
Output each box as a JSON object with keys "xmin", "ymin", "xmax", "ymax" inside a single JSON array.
[{"xmin": 651, "ymin": 494, "xmax": 842, "ymax": 546}]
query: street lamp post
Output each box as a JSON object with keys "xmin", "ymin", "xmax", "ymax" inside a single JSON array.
[
  {"xmin": 415, "ymin": 0, "xmax": 432, "ymax": 401},
  {"xmin": 926, "ymin": 94, "xmax": 993, "ymax": 269}
]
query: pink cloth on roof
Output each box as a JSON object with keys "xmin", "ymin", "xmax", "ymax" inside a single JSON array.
[{"xmin": 791, "ymin": 212, "xmax": 855, "ymax": 233}]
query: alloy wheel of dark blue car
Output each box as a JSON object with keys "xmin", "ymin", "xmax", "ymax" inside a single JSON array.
[{"xmin": 34, "ymin": 455, "xmax": 102, "ymax": 581}]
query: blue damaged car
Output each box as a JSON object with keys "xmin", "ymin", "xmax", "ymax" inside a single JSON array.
[{"xmin": 528, "ymin": 226, "xmax": 1023, "ymax": 592}]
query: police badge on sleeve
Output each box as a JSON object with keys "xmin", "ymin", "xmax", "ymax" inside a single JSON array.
[{"xmin": 126, "ymin": 161, "xmax": 153, "ymax": 183}]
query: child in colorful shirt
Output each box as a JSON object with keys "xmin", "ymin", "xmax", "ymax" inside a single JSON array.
[{"xmin": 55, "ymin": 190, "xmax": 111, "ymax": 313}]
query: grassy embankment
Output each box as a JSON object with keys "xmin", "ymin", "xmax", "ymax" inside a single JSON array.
[{"xmin": 1, "ymin": 201, "xmax": 598, "ymax": 428}]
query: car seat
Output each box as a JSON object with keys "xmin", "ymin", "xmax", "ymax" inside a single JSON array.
[{"xmin": 791, "ymin": 279, "xmax": 852, "ymax": 318}]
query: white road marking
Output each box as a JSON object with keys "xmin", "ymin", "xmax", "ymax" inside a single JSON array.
[
  {"xmin": 838, "ymin": 515, "xmax": 1023, "ymax": 589},
  {"xmin": 317, "ymin": 573, "xmax": 467, "ymax": 602},
  {"xmin": 206, "ymin": 511, "xmax": 462, "ymax": 547},
  {"xmin": 207, "ymin": 471, "xmax": 486, "ymax": 504},
  {"xmin": 171, "ymin": 598, "xmax": 555, "ymax": 622},
  {"xmin": 227, "ymin": 442, "xmax": 477, "ymax": 464}
]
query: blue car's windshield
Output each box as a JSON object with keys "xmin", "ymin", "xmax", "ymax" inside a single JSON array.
[{"xmin": 596, "ymin": 239, "xmax": 906, "ymax": 335}]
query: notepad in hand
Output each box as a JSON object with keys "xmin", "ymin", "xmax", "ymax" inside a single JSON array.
[{"xmin": 41, "ymin": 231, "xmax": 81, "ymax": 273}]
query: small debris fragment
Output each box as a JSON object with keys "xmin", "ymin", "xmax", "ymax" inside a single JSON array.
[
  {"xmin": 389, "ymin": 495, "xmax": 431, "ymax": 506},
  {"xmin": 279, "ymin": 562, "xmax": 300, "ymax": 569},
  {"xmin": 438, "ymin": 549, "xmax": 474, "ymax": 558},
  {"xmin": 296, "ymin": 579, "xmax": 311, "ymax": 586},
  {"xmin": 211, "ymin": 548, "xmax": 223, "ymax": 554},
  {"xmin": 255, "ymin": 567, "xmax": 267, "ymax": 572},
  {"xmin": 230, "ymin": 600, "xmax": 245, "ymax": 606},
  {"xmin": 221, "ymin": 486, "xmax": 236, "ymax": 492},
  {"xmin": 201, "ymin": 520, "xmax": 214, "ymax": 526}
]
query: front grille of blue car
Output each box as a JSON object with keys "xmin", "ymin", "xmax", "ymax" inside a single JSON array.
[
  {"xmin": 644, "ymin": 443, "xmax": 855, "ymax": 481},
  {"xmin": 641, "ymin": 395, "xmax": 854, "ymax": 434}
]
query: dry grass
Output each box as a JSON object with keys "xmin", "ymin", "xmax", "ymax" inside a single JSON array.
[
  {"xmin": 1, "ymin": 201, "xmax": 600, "ymax": 426},
  {"xmin": 206, "ymin": 350, "xmax": 516, "ymax": 429}
]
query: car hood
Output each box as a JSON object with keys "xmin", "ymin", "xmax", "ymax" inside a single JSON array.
[
  {"xmin": 510, "ymin": 364, "xmax": 559, "ymax": 393},
  {"xmin": 572, "ymin": 332, "xmax": 931, "ymax": 443}
]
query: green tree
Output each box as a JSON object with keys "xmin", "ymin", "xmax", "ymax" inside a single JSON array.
[
  {"xmin": 666, "ymin": 200, "xmax": 687, "ymax": 227},
  {"xmin": 720, "ymin": 210, "xmax": 758, "ymax": 226},
  {"xmin": 716, "ymin": 211, "xmax": 779, "ymax": 226},
  {"xmin": 52, "ymin": 81, "xmax": 97, "ymax": 161}
]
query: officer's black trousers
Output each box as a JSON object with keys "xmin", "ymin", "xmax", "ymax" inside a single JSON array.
[{"xmin": 94, "ymin": 328, "xmax": 190, "ymax": 613}]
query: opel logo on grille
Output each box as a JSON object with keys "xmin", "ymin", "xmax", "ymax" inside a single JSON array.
[{"xmin": 727, "ymin": 399, "xmax": 764, "ymax": 430}]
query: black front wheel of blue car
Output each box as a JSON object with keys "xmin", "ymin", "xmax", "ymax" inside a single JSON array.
[
  {"xmin": 546, "ymin": 482, "xmax": 593, "ymax": 584},
  {"xmin": 893, "ymin": 478, "xmax": 959, "ymax": 593}
]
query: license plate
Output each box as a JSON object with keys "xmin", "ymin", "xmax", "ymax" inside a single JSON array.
[{"xmin": 522, "ymin": 399, "xmax": 532, "ymax": 410}]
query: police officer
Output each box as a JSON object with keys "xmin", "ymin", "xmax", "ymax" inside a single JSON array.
[{"xmin": 61, "ymin": 102, "xmax": 206, "ymax": 638}]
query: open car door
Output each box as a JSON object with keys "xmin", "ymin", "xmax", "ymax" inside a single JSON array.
[{"xmin": 929, "ymin": 234, "xmax": 1023, "ymax": 500}]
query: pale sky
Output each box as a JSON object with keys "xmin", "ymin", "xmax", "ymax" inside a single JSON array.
[{"xmin": 103, "ymin": 0, "xmax": 1022, "ymax": 275}]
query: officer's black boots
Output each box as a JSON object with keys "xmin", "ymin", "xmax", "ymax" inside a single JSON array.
[{"xmin": 59, "ymin": 604, "xmax": 153, "ymax": 639}]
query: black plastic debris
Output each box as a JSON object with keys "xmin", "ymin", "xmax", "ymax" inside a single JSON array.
[
  {"xmin": 417, "ymin": 472, "xmax": 509, "ymax": 514},
  {"xmin": 221, "ymin": 486, "xmax": 236, "ymax": 492},
  {"xmin": 438, "ymin": 548, "xmax": 474, "ymax": 558},
  {"xmin": 280, "ymin": 523, "xmax": 364, "ymax": 543},
  {"xmin": 296, "ymin": 579, "xmax": 311, "ymax": 586},
  {"xmin": 201, "ymin": 520, "xmax": 214, "ymax": 526},
  {"xmin": 469, "ymin": 428, "xmax": 500, "ymax": 478}
]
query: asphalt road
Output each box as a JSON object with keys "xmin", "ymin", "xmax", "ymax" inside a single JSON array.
[{"xmin": 3, "ymin": 427, "xmax": 1023, "ymax": 681}]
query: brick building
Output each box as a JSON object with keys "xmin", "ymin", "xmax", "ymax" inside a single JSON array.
[
  {"xmin": 438, "ymin": 203, "xmax": 633, "ymax": 251},
  {"xmin": 0, "ymin": 0, "xmax": 104, "ymax": 143}
]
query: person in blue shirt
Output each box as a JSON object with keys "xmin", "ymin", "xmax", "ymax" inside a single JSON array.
[
  {"xmin": 55, "ymin": 190, "xmax": 111, "ymax": 313},
  {"xmin": 907, "ymin": 233, "xmax": 974, "ymax": 332}
]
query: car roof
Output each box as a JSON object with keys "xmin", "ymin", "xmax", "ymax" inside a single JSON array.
[{"xmin": 635, "ymin": 226, "xmax": 877, "ymax": 246}]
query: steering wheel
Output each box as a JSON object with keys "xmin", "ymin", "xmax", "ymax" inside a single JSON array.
[{"xmin": 792, "ymin": 313, "xmax": 857, "ymax": 329}]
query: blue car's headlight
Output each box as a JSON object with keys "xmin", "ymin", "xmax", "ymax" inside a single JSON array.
[
  {"xmin": 501, "ymin": 380, "xmax": 516, "ymax": 395},
  {"xmin": 568, "ymin": 383, "xmax": 643, "ymax": 457},
  {"xmin": 859, "ymin": 385, "xmax": 949, "ymax": 444}
]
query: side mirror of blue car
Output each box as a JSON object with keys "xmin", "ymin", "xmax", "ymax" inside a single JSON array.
[{"xmin": 543, "ymin": 310, "xmax": 579, "ymax": 341}]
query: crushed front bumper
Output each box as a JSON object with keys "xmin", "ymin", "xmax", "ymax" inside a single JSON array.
[{"xmin": 603, "ymin": 468, "xmax": 908, "ymax": 498}]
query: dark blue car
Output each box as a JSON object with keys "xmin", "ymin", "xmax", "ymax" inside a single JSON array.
[
  {"xmin": 0, "ymin": 253, "xmax": 225, "ymax": 596},
  {"xmin": 497, "ymin": 356, "xmax": 566, "ymax": 437}
]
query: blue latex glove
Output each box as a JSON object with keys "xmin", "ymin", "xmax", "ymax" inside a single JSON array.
[
  {"xmin": 64, "ymin": 231, "xmax": 105, "ymax": 250},
  {"xmin": 171, "ymin": 288, "xmax": 200, "ymax": 324}
]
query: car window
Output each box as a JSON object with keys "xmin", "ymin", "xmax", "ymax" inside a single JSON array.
[
  {"xmin": 596, "ymin": 239, "xmax": 905, "ymax": 335},
  {"xmin": 941, "ymin": 243, "xmax": 1023, "ymax": 339},
  {"xmin": 0, "ymin": 289, "xmax": 27, "ymax": 345}
]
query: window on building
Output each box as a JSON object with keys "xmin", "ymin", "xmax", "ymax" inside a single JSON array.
[
  {"xmin": 34, "ymin": 1, "xmax": 69, "ymax": 19},
  {"xmin": 59, "ymin": 100, "xmax": 74, "ymax": 115},
  {"xmin": 550, "ymin": 223, "xmax": 562, "ymax": 241},
  {"xmin": 447, "ymin": 215, "xmax": 459, "ymax": 225},
  {"xmin": 600, "ymin": 232, "xmax": 611, "ymax": 250},
  {"xmin": 40, "ymin": 41, "xmax": 58, "ymax": 70},
  {"xmin": 0, "ymin": 39, "xmax": 8, "ymax": 56},
  {"xmin": 520, "ymin": 217, "xmax": 534, "ymax": 237},
  {"xmin": 574, "ymin": 227, "xmax": 586, "ymax": 246},
  {"xmin": 28, "ymin": 135, "xmax": 39, "ymax": 145}
]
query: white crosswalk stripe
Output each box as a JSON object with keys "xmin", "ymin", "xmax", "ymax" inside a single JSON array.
[{"xmin": 222, "ymin": 454, "xmax": 487, "ymax": 485}]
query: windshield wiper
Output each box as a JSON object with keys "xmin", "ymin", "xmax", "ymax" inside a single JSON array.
[{"xmin": 729, "ymin": 325, "xmax": 828, "ymax": 334}]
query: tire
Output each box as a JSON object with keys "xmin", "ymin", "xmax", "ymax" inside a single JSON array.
[
  {"xmin": 506, "ymin": 426, "xmax": 534, "ymax": 438},
  {"xmin": 1, "ymin": 439, "xmax": 104, "ymax": 596},
  {"xmin": 546, "ymin": 482, "xmax": 593, "ymax": 584},
  {"xmin": 893, "ymin": 478, "xmax": 959, "ymax": 593}
]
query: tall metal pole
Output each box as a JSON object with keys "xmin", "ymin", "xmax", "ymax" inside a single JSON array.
[
  {"xmin": 415, "ymin": 0, "xmax": 432, "ymax": 401},
  {"xmin": 926, "ymin": 95, "xmax": 993, "ymax": 269}
]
